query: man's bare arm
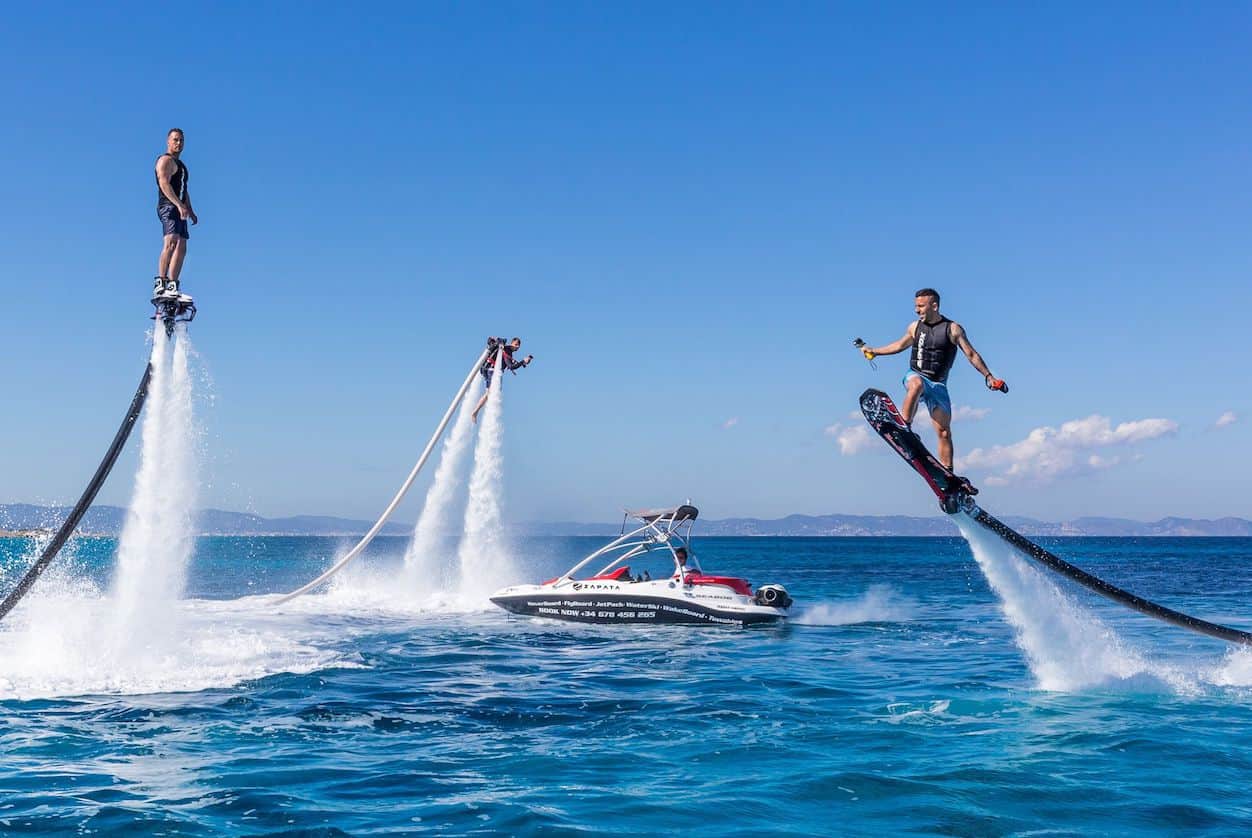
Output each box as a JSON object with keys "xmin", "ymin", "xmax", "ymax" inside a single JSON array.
[
  {"xmin": 184, "ymin": 188, "xmax": 198, "ymax": 224},
  {"xmin": 869, "ymin": 322, "xmax": 917, "ymax": 357},
  {"xmin": 155, "ymin": 158, "xmax": 185, "ymax": 212},
  {"xmin": 951, "ymin": 322, "xmax": 993, "ymax": 379}
]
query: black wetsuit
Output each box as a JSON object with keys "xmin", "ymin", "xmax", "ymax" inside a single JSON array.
[{"xmin": 910, "ymin": 317, "xmax": 958, "ymax": 383}]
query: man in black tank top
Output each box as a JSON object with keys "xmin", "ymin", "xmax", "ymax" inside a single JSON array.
[
  {"xmin": 154, "ymin": 128, "xmax": 199, "ymax": 299},
  {"xmin": 861, "ymin": 289, "xmax": 1006, "ymax": 469}
]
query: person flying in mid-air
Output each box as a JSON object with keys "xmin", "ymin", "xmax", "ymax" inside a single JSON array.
[
  {"xmin": 472, "ymin": 336, "xmax": 533, "ymax": 423},
  {"xmin": 860, "ymin": 288, "xmax": 1006, "ymax": 470},
  {"xmin": 154, "ymin": 128, "xmax": 198, "ymax": 300}
]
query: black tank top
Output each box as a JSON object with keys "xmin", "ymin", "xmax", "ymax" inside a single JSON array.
[
  {"xmin": 910, "ymin": 317, "xmax": 958, "ymax": 382},
  {"xmin": 156, "ymin": 155, "xmax": 188, "ymax": 208}
]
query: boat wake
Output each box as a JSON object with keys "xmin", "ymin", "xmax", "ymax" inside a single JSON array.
[{"xmin": 793, "ymin": 585, "xmax": 917, "ymax": 626}]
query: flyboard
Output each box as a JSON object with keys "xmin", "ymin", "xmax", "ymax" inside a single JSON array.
[
  {"xmin": 0, "ymin": 286, "xmax": 198, "ymax": 622},
  {"xmin": 152, "ymin": 285, "xmax": 196, "ymax": 337},
  {"xmin": 859, "ymin": 388, "xmax": 1252, "ymax": 646}
]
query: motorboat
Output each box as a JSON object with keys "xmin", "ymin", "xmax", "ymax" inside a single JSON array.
[{"xmin": 490, "ymin": 504, "xmax": 792, "ymax": 625}]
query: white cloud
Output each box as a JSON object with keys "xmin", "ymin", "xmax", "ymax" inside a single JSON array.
[
  {"xmin": 951, "ymin": 405, "xmax": 990, "ymax": 422},
  {"xmin": 824, "ymin": 423, "xmax": 875, "ymax": 456},
  {"xmin": 722, "ymin": 417, "xmax": 739, "ymax": 430},
  {"xmin": 1216, "ymin": 411, "xmax": 1237, "ymax": 428},
  {"xmin": 915, "ymin": 404, "xmax": 989, "ymax": 422},
  {"xmin": 956, "ymin": 414, "xmax": 1177, "ymax": 484}
]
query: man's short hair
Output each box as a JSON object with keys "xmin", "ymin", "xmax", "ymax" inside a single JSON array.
[
  {"xmin": 167, "ymin": 127, "xmax": 184, "ymax": 137},
  {"xmin": 915, "ymin": 288, "xmax": 941, "ymax": 305},
  {"xmin": 510, "ymin": 337, "xmax": 521, "ymax": 345}
]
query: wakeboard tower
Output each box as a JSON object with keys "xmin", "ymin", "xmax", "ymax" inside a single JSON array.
[
  {"xmin": 859, "ymin": 387, "xmax": 1252, "ymax": 646},
  {"xmin": 490, "ymin": 504, "xmax": 793, "ymax": 626}
]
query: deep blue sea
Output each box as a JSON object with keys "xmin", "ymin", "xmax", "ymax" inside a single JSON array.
[{"xmin": 2, "ymin": 533, "xmax": 1252, "ymax": 835}]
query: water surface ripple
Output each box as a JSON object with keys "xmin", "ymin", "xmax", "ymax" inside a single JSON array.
[{"xmin": 1, "ymin": 535, "xmax": 1251, "ymax": 834}]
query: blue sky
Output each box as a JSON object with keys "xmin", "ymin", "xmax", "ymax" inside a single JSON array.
[{"xmin": 1, "ymin": 2, "xmax": 1248, "ymax": 523}]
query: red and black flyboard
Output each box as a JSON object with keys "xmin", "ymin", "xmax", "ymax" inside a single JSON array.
[
  {"xmin": 859, "ymin": 387, "xmax": 1252, "ymax": 647},
  {"xmin": 859, "ymin": 388, "xmax": 979, "ymax": 514}
]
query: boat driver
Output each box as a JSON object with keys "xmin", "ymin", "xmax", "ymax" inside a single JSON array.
[{"xmin": 675, "ymin": 547, "xmax": 701, "ymax": 579}]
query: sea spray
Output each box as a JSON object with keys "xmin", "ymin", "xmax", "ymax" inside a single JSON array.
[
  {"xmin": 457, "ymin": 363, "xmax": 514, "ymax": 602},
  {"xmin": 953, "ymin": 511, "xmax": 1157, "ymax": 691},
  {"xmin": 110, "ymin": 326, "xmax": 200, "ymax": 646},
  {"xmin": 403, "ymin": 379, "xmax": 482, "ymax": 595}
]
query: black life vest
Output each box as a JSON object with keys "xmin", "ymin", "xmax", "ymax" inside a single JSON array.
[{"xmin": 910, "ymin": 317, "xmax": 958, "ymax": 383}]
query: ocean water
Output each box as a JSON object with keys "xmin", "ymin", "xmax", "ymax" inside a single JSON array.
[{"xmin": 2, "ymin": 534, "xmax": 1252, "ymax": 835}]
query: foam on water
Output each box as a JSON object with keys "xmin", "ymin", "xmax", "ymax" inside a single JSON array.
[
  {"xmin": 0, "ymin": 590, "xmax": 347, "ymax": 700},
  {"xmin": 403, "ymin": 379, "xmax": 482, "ymax": 595}
]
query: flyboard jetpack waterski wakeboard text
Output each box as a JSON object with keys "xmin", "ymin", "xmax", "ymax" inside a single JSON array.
[{"xmin": 859, "ymin": 387, "xmax": 1252, "ymax": 646}]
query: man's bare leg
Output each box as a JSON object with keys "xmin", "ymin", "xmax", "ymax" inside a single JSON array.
[
  {"xmin": 930, "ymin": 407, "xmax": 954, "ymax": 470},
  {"xmin": 471, "ymin": 391, "xmax": 489, "ymax": 423},
  {"xmin": 168, "ymin": 238, "xmax": 188, "ymax": 283},
  {"xmin": 901, "ymin": 376, "xmax": 925, "ymax": 425},
  {"xmin": 158, "ymin": 234, "xmax": 179, "ymax": 279}
]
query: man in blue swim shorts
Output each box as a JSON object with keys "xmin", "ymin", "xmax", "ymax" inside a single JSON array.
[
  {"xmin": 861, "ymin": 289, "xmax": 1006, "ymax": 469},
  {"xmin": 154, "ymin": 128, "xmax": 198, "ymax": 299}
]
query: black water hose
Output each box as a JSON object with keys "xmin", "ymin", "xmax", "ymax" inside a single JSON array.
[
  {"xmin": 970, "ymin": 507, "xmax": 1252, "ymax": 646},
  {"xmin": 0, "ymin": 362, "xmax": 153, "ymax": 622}
]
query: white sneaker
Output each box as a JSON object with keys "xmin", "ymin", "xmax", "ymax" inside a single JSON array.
[
  {"xmin": 153, "ymin": 277, "xmax": 166, "ymax": 298},
  {"xmin": 163, "ymin": 279, "xmax": 181, "ymax": 299}
]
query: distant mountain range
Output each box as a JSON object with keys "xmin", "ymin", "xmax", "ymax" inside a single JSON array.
[
  {"xmin": 0, "ymin": 504, "xmax": 412, "ymax": 537},
  {"xmin": 514, "ymin": 514, "xmax": 1252, "ymax": 537},
  {"xmin": 1, "ymin": 504, "xmax": 1249, "ymax": 537}
]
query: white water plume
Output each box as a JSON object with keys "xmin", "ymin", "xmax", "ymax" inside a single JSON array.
[
  {"xmin": 456, "ymin": 361, "xmax": 515, "ymax": 603},
  {"xmin": 110, "ymin": 326, "xmax": 200, "ymax": 647},
  {"xmin": 403, "ymin": 380, "xmax": 482, "ymax": 595},
  {"xmin": 952, "ymin": 512, "xmax": 1174, "ymax": 692}
]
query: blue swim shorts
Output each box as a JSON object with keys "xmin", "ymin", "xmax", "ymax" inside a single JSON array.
[
  {"xmin": 158, "ymin": 203, "xmax": 189, "ymax": 239},
  {"xmin": 903, "ymin": 372, "xmax": 952, "ymax": 417}
]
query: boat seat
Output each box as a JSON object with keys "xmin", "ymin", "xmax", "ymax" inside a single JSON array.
[{"xmin": 686, "ymin": 574, "xmax": 753, "ymax": 597}]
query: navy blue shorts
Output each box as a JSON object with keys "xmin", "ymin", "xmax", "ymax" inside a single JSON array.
[
  {"xmin": 158, "ymin": 203, "xmax": 189, "ymax": 239},
  {"xmin": 481, "ymin": 368, "xmax": 495, "ymax": 389}
]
